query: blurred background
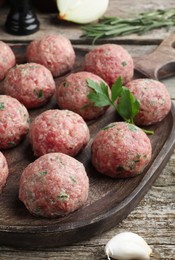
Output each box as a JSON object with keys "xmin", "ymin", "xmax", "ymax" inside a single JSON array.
[{"xmin": 0, "ymin": 0, "xmax": 58, "ymax": 13}]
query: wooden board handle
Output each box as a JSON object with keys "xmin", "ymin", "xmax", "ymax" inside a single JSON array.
[{"xmin": 134, "ymin": 34, "xmax": 175, "ymax": 79}]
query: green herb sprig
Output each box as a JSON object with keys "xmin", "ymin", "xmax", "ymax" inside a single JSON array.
[
  {"xmin": 81, "ymin": 9, "xmax": 175, "ymax": 43},
  {"xmin": 0, "ymin": 102, "xmax": 5, "ymax": 110},
  {"xmin": 34, "ymin": 89, "xmax": 43, "ymax": 98},
  {"xmin": 87, "ymin": 77, "xmax": 153, "ymax": 135}
]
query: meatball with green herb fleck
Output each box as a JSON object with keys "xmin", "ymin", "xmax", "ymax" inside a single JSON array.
[
  {"xmin": 29, "ymin": 109, "xmax": 90, "ymax": 157},
  {"xmin": 19, "ymin": 153, "xmax": 89, "ymax": 218},
  {"xmin": 0, "ymin": 95, "xmax": 29, "ymax": 149},
  {"xmin": 85, "ymin": 44, "xmax": 134, "ymax": 87},
  {"xmin": 3, "ymin": 63, "xmax": 55, "ymax": 109},
  {"xmin": 125, "ymin": 79, "xmax": 171, "ymax": 125},
  {"xmin": 0, "ymin": 41, "xmax": 15, "ymax": 81},
  {"xmin": 26, "ymin": 34, "xmax": 75, "ymax": 77},
  {"xmin": 0, "ymin": 152, "xmax": 9, "ymax": 193},
  {"xmin": 91, "ymin": 122, "xmax": 152, "ymax": 178},
  {"xmin": 57, "ymin": 71, "xmax": 110, "ymax": 120}
]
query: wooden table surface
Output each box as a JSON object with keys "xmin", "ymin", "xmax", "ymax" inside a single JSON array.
[{"xmin": 0, "ymin": 0, "xmax": 175, "ymax": 259}]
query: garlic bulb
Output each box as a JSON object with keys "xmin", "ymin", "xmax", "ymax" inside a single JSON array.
[
  {"xmin": 105, "ymin": 232, "xmax": 152, "ymax": 260},
  {"xmin": 57, "ymin": 0, "xmax": 109, "ymax": 24}
]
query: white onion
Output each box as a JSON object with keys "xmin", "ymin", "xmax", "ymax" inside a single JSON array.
[{"xmin": 57, "ymin": 0, "xmax": 109, "ymax": 24}]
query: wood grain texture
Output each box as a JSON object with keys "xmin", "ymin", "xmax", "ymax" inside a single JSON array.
[
  {"xmin": 134, "ymin": 34, "xmax": 175, "ymax": 80},
  {"xmin": 0, "ymin": 46, "xmax": 175, "ymax": 260},
  {"xmin": 0, "ymin": 0, "xmax": 174, "ymax": 258},
  {"xmin": 0, "ymin": 151, "xmax": 174, "ymax": 258},
  {"xmin": 0, "ymin": 45, "xmax": 174, "ymax": 249},
  {"xmin": 0, "ymin": 0, "xmax": 175, "ymax": 43},
  {"xmin": 0, "ymin": 153, "xmax": 174, "ymax": 258}
]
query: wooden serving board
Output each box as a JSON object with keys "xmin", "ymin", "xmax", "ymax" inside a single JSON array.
[{"xmin": 0, "ymin": 45, "xmax": 175, "ymax": 249}]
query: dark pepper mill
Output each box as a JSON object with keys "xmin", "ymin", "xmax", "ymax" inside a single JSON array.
[{"xmin": 5, "ymin": 0, "xmax": 40, "ymax": 35}]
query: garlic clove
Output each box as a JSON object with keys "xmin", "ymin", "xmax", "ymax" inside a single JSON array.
[
  {"xmin": 105, "ymin": 232, "xmax": 152, "ymax": 260},
  {"xmin": 57, "ymin": 0, "xmax": 109, "ymax": 24}
]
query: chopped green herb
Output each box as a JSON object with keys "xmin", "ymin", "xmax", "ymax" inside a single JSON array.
[
  {"xmin": 24, "ymin": 114, "xmax": 30, "ymax": 123},
  {"xmin": 35, "ymin": 207, "xmax": 41, "ymax": 214},
  {"xmin": 58, "ymin": 191, "xmax": 69, "ymax": 201},
  {"xmin": 134, "ymin": 154, "xmax": 141, "ymax": 163},
  {"xmin": 129, "ymin": 163, "xmax": 135, "ymax": 170},
  {"xmin": 63, "ymin": 81, "xmax": 70, "ymax": 87},
  {"xmin": 34, "ymin": 89, "xmax": 43, "ymax": 98},
  {"xmin": 0, "ymin": 102, "xmax": 5, "ymax": 110},
  {"xmin": 38, "ymin": 90, "xmax": 43, "ymax": 98},
  {"xmin": 39, "ymin": 171, "xmax": 48, "ymax": 175},
  {"xmin": 70, "ymin": 176, "xmax": 77, "ymax": 183},
  {"xmin": 86, "ymin": 76, "xmax": 154, "ymax": 135},
  {"xmin": 121, "ymin": 61, "xmax": 127, "ymax": 67},
  {"xmin": 8, "ymin": 141, "xmax": 16, "ymax": 147}
]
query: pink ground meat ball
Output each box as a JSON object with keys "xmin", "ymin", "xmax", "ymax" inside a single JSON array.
[
  {"xmin": 85, "ymin": 44, "xmax": 134, "ymax": 87},
  {"xmin": 0, "ymin": 41, "xmax": 16, "ymax": 81},
  {"xmin": 125, "ymin": 79, "xmax": 171, "ymax": 125},
  {"xmin": 57, "ymin": 71, "xmax": 110, "ymax": 120},
  {"xmin": 19, "ymin": 152, "xmax": 89, "ymax": 218},
  {"xmin": 0, "ymin": 95, "xmax": 30, "ymax": 149},
  {"xmin": 91, "ymin": 122, "xmax": 152, "ymax": 178},
  {"xmin": 3, "ymin": 63, "xmax": 55, "ymax": 109},
  {"xmin": 29, "ymin": 109, "xmax": 90, "ymax": 157},
  {"xmin": 26, "ymin": 34, "xmax": 75, "ymax": 77},
  {"xmin": 0, "ymin": 152, "xmax": 9, "ymax": 193}
]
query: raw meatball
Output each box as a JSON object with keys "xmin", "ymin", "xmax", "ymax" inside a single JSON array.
[
  {"xmin": 91, "ymin": 122, "xmax": 152, "ymax": 178},
  {"xmin": 0, "ymin": 41, "xmax": 15, "ymax": 81},
  {"xmin": 19, "ymin": 152, "xmax": 89, "ymax": 217},
  {"xmin": 29, "ymin": 109, "xmax": 90, "ymax": 157},
  {"xmin": 125, "ymin": 79, "xmax": 171, "ymax": 125},
  {"xmin": 85, "ymin": 44, "xmax": 134, "ymax": 86},
  {"xmin": 0, "ymin": 152, "xmax": 9, "ymax": 193},
  {"xmin": 3, "ymin": 63, "xmax": 55, "ymax": 109},
  {"xmin": 26, "ymin": 34, "xmax": 75, "ymax": 77},
  {"xmin": 0, "ymin": 95, "xmax": 30, "ymax": 149},
  {"xmin": 57, "ymin": 71, "xmax": 110, "ymax": 120}
]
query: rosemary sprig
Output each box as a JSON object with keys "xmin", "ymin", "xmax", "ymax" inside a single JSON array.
[{"xmin": 81, "ymin": 9, "xmax": 175, "ymax": 43}]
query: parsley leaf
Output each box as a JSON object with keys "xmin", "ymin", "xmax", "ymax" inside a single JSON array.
[
  {"xmin": 87, "ymin": 79, "xmax": 111, "ymax": 107},
  {"xmin": 111, "ymin": 76, "xmax": 123, "ymax": 103},
  {"xmin": 86, "ymin": 79, "xmax": 104, "ymax": 94},
  {"xmin": 87, "ymin": 92, "xmax": 111, "ymax": 107},
  {"xmin": 86, "ymin": 76, "xmax": 153, "ymax": 135},
  {"xmin": 117, "ymin": 87, "xmax": 140, "ymax": 124}
]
